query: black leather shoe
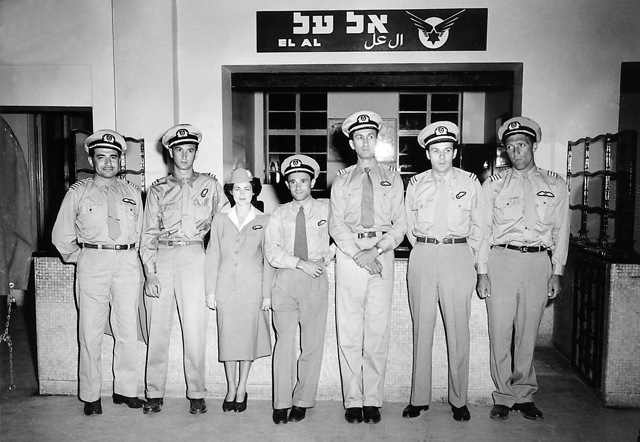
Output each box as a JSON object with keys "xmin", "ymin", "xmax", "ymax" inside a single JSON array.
[
  {"xmin": 234, "ymin": 392, "xmax": 248, "ymax": 413},
  {"xmin": 402, "ymin": 404, "xmax": 429, "ymax": 418},
  {"xmin": 112, "ymin": 393, "xmax": 145, "ymax": 409},
  {"xmin": 222, "ymin": 395, "xmax": 235, "ymax": 412},
  {"xmin": 272, "ymin": 408, "xmax": 289, "ymax": 425},
  {"xmin": 512, "ymin": 402, "xmax": 543, "ymax": 420},
  {"xmin": 490, "ymin": 404, "xmax": 510, "ymax": 420},
  {"xmin": 83, "ymin": 399, "xmax": 102, "ymax": 416},
  {"xmin": 288, "ymin": 405, "xmax": 306, "ymax": 422},
  {"xmin": 189, "ymin": 398, "xmax": 207, "ymax": 414},
  {"xmin": 143, "ymin": 398, "xmax": 163, "ymax": 414},
  {"xmin": 451, "ymin": 404, "xmax": 471, "ymax": 421},
  {"xmin": 363, "ymin": 406, "xmax": 381, "ymax": 424},
  {"xmin": 345, "ymin": 407, "xmax": 363, "ymax": 424}
]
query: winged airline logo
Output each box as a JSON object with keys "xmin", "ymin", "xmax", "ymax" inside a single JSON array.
[{"xmin": 406, "ymin": 9, "xmax": 466, "ymax": 49}]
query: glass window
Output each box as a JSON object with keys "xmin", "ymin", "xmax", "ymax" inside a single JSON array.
[{"xmin": 265, "ymin": 93, "xmax": 328, "ymax": 194}]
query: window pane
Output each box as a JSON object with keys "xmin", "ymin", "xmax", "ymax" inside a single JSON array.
[
  {"xmin": 430, "ymin": 113, "xmax": 458, "ymax": 124},
  {"xmin": 268, "ymin": 135, "xmax": 296, "ymax": 152},
  {"xmin": 305, "ymin": 153, "xmax": 327, "ymax": 171},
  {"xmin": 399, "ymin": 94, "xmax": 427, "ymax": 111},
  {"xmin": 312, "ymin": 173, "xmax": 327, "ymax": 189},
  {"xmin": 269, "ymin": 93, "xmax": 296, "ymax": 111},
  {"xmin": 300, "ymin": 112, "xmax": 327, "ymax": 129},
  {"xmin": 399, "ymin": 113, "xmax": 426, "ymax": 131},
  {"xmin": 431, "ymin": 94, "xmax": 459, "ymax": 112},
  {"xmin": 300, "ymin": 93, "xmax": 327, "ymax": 111},
  {"xmin": 269, "ymin": 112, "xmax": 296, "ymax": 129},
  {"xmin": 300, "ymin": 135, "xmax": 327, "ymax": 153}
]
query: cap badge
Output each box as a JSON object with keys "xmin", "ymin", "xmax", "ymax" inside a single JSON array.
[
  {"xmin": 435, "ymin": 126, "xmax": 447, "ymax": 135},
  {"xmin": 508, "ymin": 121, "xmax": 521, "ymax": 130},
  {"xmin": 177, "ymin": 128, "xmax": 188, "ymax": 137},
  {"xmin": 103, "ymin": 133, "xmax": 115, "ymax": 143},
  {"xmin": 357, "ymin": 114, "xmax": 370, "ymax": 123},
  {"xmin": 291, "ymin": 159, "xmax": 302, "ymax": 167}
]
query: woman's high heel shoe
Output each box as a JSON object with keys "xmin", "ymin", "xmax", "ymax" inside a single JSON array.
[
  {"xmin": 222, "ymin": 395, "xmax": 235, "ymax": 412},
  {"xmin": 234, "ymin": 392, "xmax": 248, "ymax": 413}
]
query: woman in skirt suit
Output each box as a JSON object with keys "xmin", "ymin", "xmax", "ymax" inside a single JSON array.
[{"xmin": 205, "ymin": 168, "xmax": 274, "ymax": 412}]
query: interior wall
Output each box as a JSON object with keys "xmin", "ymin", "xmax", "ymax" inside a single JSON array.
[{"xmin": 2, "ymin": 0, "xmax": 640, "ymax": 188}]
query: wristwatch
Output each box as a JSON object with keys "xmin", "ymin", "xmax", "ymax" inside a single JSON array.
[{"xmin": 376, "ymin": 246, "xmax": 384, "ymax": 255}]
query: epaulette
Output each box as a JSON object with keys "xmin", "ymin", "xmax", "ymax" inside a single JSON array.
[
  {"xmin": 468, "ymin": 171, "xmax": 478, "ymax": 181},
  {"xmin": 381, "ymin": 163, "xmax": 397, "ymax": 172},
  {"xmin": 488, "ymin": 173, "xmax": 503, "ymax": 182},
  {"xmin": 151, "ymin": 176, "xmax": 169, "ymax": 187},
  {"xmin": 69, "ymin": 178, "xmax": 91, "ymax": 191},
  {"xmin": 547, "ymin": 170, "xmax": 559, "ymax": 178},
  {"xmin": 337, "ymin": 165, "xmax": 354, "ymax": 176},
  {"xmin": 409, "ymin": 175, "xmax": 418, "ymax": 186},
  {"xmin": 118, "ymin": 177, "xmax": 141, "ymax": 191}
]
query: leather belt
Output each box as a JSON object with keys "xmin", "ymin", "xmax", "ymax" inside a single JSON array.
[
  {"xmin": 357, "ymin": 231, "xmax": 386, "ymax": 239},
  {"xmin": 80, "ymin": 243, "xmax": 135, "ymax": 250},
  {"xmin": 159, "ymin": 239, "xmax": 203, "ymax": 247},
  {"xmin": 496, "ymin": 244, "xmax": 547, "ymax": 253},
  {"xmin": 416, "ymin": 237, "xmax": 467, "ymax": 245}
]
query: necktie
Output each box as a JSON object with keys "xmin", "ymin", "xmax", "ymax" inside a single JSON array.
[
  {"xmin": 432, "ymin": 179, "xmax": 449, "ymax": 240},
  {"xmin": 181, "ymin": 182, "xmax": 197, "ymax": 238},
  {"xmin": 523, "ymin": 175, "xmax": 536, "ymax": 230},
  {"xmin": 361, "ymin": 167, "xmax": 375, "ymax": 228},
  {"xmin": 107, "ymin": 185, "xmax": 121, "ymax": 241},
  {"xmin": 294, "ymin": 206, "xmax": 308, "ymax": 261}
]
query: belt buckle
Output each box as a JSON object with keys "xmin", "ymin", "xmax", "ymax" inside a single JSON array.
[
  {"xmin": 520, "ymin": 246, "xmax": 531, "ymax": 253},
  {"xmin": 114, "ymin": 244, "xmax": 122, "ymax": 250}
]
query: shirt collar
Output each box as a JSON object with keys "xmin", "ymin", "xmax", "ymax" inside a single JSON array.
[{"xmin": 511, "ymin": 165, "xmax": 538, "ymax": 179}]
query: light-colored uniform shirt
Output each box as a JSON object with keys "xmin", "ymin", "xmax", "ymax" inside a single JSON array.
[
  {"xmin": 405, "ymin": 167, "xmax": 484, "ymax": 257},
  {"xmin": 477, "ymin": 166, "xmax": 570, "ymax": 275},
  {"xmin": 140, "ymin": 172, "xmax": 228, "ymax": 274},
  {"xmin": 52, "ymin": 176, "xmax": 143, "ymax": 263},
  {"xmin": 329, "ymin": 161, "xmax": 407, "ymax": 256},
  {"xmin": 264, "ymin": 198, "xmax": 333, "ymax": 269}
]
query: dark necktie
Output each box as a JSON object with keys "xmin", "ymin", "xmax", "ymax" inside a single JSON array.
[
  {"xmin": 432, "ymin": 179, "xmax": 449, "ymax": 240},
  {"xmin": 107, "ymin": 185, "xmax": 121, "ymax": 240},
  {"xmin": 294, "ymin": 206, "xmax": 308, "ymax": 261},
  {"xmin": 361, "ymin": 167, "xmax": 375, "ymax": 228},
  {"xmin": 181, "ymin": 182, "xmax": 197, "ymax": 238},
  {"xmin": 523, "ymin": 175, "xmax": 536, "ymax": 230}
]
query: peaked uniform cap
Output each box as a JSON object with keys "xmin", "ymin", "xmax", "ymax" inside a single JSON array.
[
  {"xmin": 342, "ymin": 110, "xmax": 383, "ymax": 136},
  {"xmin": 498, "ymin": 117, "xmax": 542, "ymax": 144},
  {"xmin": 84, "ymin": 129, "xmax": 127, "ymax": 154},
  {"xmin": 418, "ymin": 121, "xmax": 460, "ymax": 148},
  {"xmin": 161, "ymin": 124, "xmax": 202, "ymax": 149},
  {"xmin": 281, "ymin": 154, "xmax": 320, "ymax": 179},
  {"xmin": 230, "ymin": 168, "xmax": 254, "ymax": 184}
]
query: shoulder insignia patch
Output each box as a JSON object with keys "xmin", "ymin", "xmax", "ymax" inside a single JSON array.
[{"xmin": 70, "ymin": 178, "xmax": 91, "ymax": 191}]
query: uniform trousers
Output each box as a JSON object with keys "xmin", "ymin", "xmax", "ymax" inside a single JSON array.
[
  {"xmin": 145, "ymin": 244, "xmax": 207, "ymax": 399},
  {"xmin": 407, "ymin": 242, "xmax": 475, "ymax": 408},
  {"xmin": 76, "ymin": 248, "xmax": 142, "ymax": 402},
  {"xmin": 335, "ymin": 238, "xmax": 395, "ymax": 408},
  {"xmin": 485, "ymin": 246, "xmax": 551, "ymax": 406},
  {"xmin": 271, "ymin": 263, "xmax": 328, "ymax": 410}
]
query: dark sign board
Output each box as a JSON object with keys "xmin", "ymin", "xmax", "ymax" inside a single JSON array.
[{"xmin": 257, "ymin": 9, "xmax": 487, "ymax": 53}]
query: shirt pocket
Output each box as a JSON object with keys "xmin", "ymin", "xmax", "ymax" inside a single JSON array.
[
  {"xmin": 534, "ymin": 194, "xmax": 552, "ymax": 223},
  {"xmin": 77, "ymin": 203, "xmax": 104, "ymax": 237},
  {"xmin": 413, "ymin": 200, "xmax": 435, "ymax": 225},
  {"xmin": 118, "ymin": 200, "xmax": 139, "ymax": 234},
  {"xmin": 494, "ymin": 195, "xmax": 520, "ymax": 225},
  {"xmin": 159, "ymin": 202, "xmax": 181, "ymax": 229}
]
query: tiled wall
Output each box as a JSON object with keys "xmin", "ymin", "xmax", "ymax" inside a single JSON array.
[{"xmin": 35, "ymin": 256, "xmax": 552, "ymax": 404}]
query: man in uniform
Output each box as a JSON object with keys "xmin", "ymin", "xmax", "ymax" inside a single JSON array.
[
  {"xmin": 403, "ymin": 121, "xmax": 484, "ymax": 422},
  {"xmin": 330, "ymin": 110, "xmax": 407, "ymax": 424},
  {"xmin": 264, "ymin": 154, "xmax": 333, "ymax": 425},
  {"xmin": 140, "ymin": 124, "xmax": 228, "ymax": 414},
  {"xmin": 52, "ymin": 129, "xmax": 145, "ymax": 416},
  {"xmin": 476, "ymin": 116, "xmax": 569, "ymax": 421}
]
